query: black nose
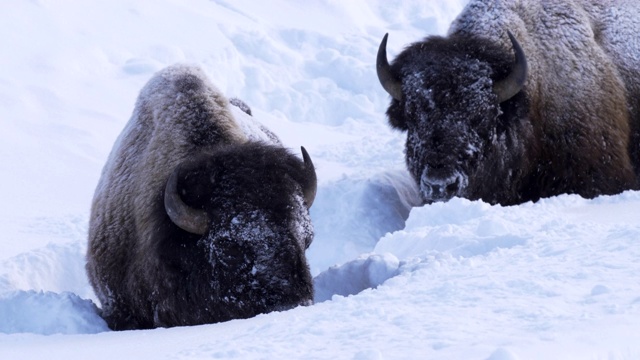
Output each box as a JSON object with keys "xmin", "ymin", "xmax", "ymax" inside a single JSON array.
[
  {"xmin": 446, "ymin": 177, "xmax": 460, "ymax": 193},
  {"xmin": 429, "ymin": 184, "xmax": 443, "ymax": 198},
  {"xmin": 420, "ymin": 172, "xmax": 465, "ymax": 202},
  {"xmin": 426, "ymin": 178, "xmax": 459, "ymax": 198}
]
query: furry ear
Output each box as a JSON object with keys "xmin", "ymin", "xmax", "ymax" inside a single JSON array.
[
  {"xmin": 386, "ymin": 102, "xmax": 408, "ymax": 131},
  {"xmin": 229, "ymin": 97, "xmax": 252, "ymax": 116}
]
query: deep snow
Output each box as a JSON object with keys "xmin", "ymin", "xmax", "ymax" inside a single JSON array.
[{"xmin": 1, "ymin": 0, "xmax": 639, "ymax": 359}]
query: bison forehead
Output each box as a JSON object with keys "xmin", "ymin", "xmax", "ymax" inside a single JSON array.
[
  {"xmin": 176, "ymin": 151, "xmax": 307, "ymax": 216},
  {"xmin": 203, "ymin": 195, "xmax": 312, "ymax": 269},
  {"xmin": 399, "ymin": 56, "xmax": 501, "ymax": 152},
  {"xmin": 222, "ymin": 204, "xmax": 309, "ymax": 248},
  {"xmin": 196, "ymin": 204, "xmax": 313, "ymax": 309},
  {"xmin": 401, "ymin": 58, "xmax": 495, "ymax": 115}
]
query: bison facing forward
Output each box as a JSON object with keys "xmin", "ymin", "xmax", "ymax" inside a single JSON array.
[
  {"xmin": 377, "ymin": 0, "xmax": 640, "ymax": 205},
  {"xmin": 86, "ymin": 64, "xmax": 317, "ymax": 330}
]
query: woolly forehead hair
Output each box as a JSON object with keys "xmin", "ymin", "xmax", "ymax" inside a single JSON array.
[
  {"xmin": 176, "ymin": 142, "xmax": 308, "ymax": 215},
  {"xmin": 385, "ymin": 35, "xmax": 514, "ymax": 131},
  {"xmin": 393, "ymin": 35, "xmax": 514, "ymax": 89}
]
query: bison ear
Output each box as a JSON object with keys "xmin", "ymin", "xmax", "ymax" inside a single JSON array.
[
  {"xmin": 229, "ymin": 97, "xmax": 252, "ymax": 116},
  {"xmin": 386, "ymin": 103, "xmax": 409, "ymax": 131},
  {"xmin": 164, "ymin": 163, "xmax": 210, "ymax": 235},
  {"xmin": 300, "ymin": 146, "xmax": 317, "ymax": 208}
]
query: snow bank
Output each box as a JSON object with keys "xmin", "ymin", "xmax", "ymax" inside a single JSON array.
[{"xmin": 0, "ymin": 291, "xmax": 107, "ymax": 335}]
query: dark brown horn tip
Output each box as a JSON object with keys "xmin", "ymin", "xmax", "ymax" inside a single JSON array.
[
  {"xmin": 300, "ymin": 146, "xmax": 317, "ymax": 208},
  {"xmin": 493, "ymin": 30, "xmax": 528, "ymax": 103},
  {"xmin": 164, "ymin": 163, "xmax": 209, "ymax": 235},
  {"xmin": 376, "ymin": 33, "xmax": 403, "ymax": 101}
]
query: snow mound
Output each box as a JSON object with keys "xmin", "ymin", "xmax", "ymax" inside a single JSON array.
[
  {"xmin": 0, "ymin": 291, "xmax": 107, "ymax": 335},
  {"xmin": 308, "ymin": 169, "xmax": 420, "ymax": 274},
  {"xmin": 314, "ymin": 253, "xmax": 400, "ymax": 302},
  {"xmin": 0, "ymin": 242, "xmax": 93, "ymax": 301}
]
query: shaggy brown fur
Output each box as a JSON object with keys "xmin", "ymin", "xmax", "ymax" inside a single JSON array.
[
  {"xmin": 86, "ymin": 64, "xmax": 316, "ymax": 330},
  {"xmin": 379, "ymin": 0, "xmax": 640, "ymax": 205}
]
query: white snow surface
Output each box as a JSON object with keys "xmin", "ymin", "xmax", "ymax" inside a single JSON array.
[{"xmin": 1, "ymin": 0, "xmax": 640, "ymax": 359}]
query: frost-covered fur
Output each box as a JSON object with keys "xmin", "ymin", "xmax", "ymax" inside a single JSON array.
[
  {"xmin": 384, "ymin": 0, "xmax": 640, "ymax": 205},
  {"xmin": 86, "ymin": 64, "xmax": 314, "ymax": 330}
]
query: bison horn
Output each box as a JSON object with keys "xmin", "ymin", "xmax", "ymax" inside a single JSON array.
[
  {"xmin": 493, "ymin": 30, "xmax": 528, "ymax": 103},
  {"xmin": 376, "ymin": 33, "xmax": 403, "ymax": 101},
  {"xmin": 164, "ymin": 164, "xmax": 209, "ymax": 235},
  {"xmin": 300, "ymin": 146, "xmax": 317, "ymax": 208}
]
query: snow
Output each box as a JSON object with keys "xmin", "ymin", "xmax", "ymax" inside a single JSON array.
[
  {"xmin": 0, "ymin": 291, "xmax": 107, "ymax": 335},
  {"xmin": 1, "ymin": 0, "xmax": 639, "ymax": 359}
]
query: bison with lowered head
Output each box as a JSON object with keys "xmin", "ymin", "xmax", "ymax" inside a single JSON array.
[
  {"xmin": 86, "ymin": 64, "xmax": 317, "ymax": 330},
  {"xmin": 377, "ymin": 0, "xmax": 640, "ymax": 205}
]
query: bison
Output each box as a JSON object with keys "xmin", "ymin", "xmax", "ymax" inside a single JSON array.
[
  {"xmin": 377, "ymin": 0, "xmax": 640, "ymax": 205},
  {"xmin": 86, "ymin": 64, "xmax": 317, "ymax": 330}
]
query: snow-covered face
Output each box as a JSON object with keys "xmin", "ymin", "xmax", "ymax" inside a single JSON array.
[
  {"xmin": 201, "ymin": 194, "xmax": 314, "ymax": 318},
  {"xmin": 387, "ymin": 44, "xmax": 503, "ymax": 203},
  {"xmin": 172, "ymin": 145, "xmax": 315, "ymax": 321}
]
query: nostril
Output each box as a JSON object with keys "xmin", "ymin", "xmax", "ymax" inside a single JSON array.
[
  {"xmin": 430, "ymin": 184, "xmax": 442, "ymax": 197},
  {"xmin": 421, "ymin": 171, "xmax": 466, "ymax": 202},
  {"xmin": 446, "ymin": 177, "xmax": 460, "ymax": 194}
]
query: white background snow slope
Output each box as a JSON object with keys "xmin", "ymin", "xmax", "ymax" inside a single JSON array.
[{"xmin": 1, "ymin": 1, "xmax": 640, "ymax": 359}]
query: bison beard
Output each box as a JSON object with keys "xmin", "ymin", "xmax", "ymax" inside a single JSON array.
[{"xmin": 86, "ymin": 64, "xmax": 316, "ymax": 330}]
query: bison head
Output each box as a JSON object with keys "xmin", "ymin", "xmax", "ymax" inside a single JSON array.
[
  {"xmin": 161, "ymin": 142, "xmax": 317, "ymax": 322},
  {"xmin": 377, "ymin": 31, "xmax": 527, "ymax": 204}
]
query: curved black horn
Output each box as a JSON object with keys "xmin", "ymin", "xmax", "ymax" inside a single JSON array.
[
  {"xmin": 300, "ymin": 146, "xmax": 317, "ymax": 208},
  {"xmin": 377, "ymin": 33, "xmax": 403, "ymax": 101},
  {"xmin": 493, "ymin": 30, "xmax": 528, "ymax": 103},
  {"xmin": 164, "ymin": 164, "xmax": 209, "ymax": 235}
]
